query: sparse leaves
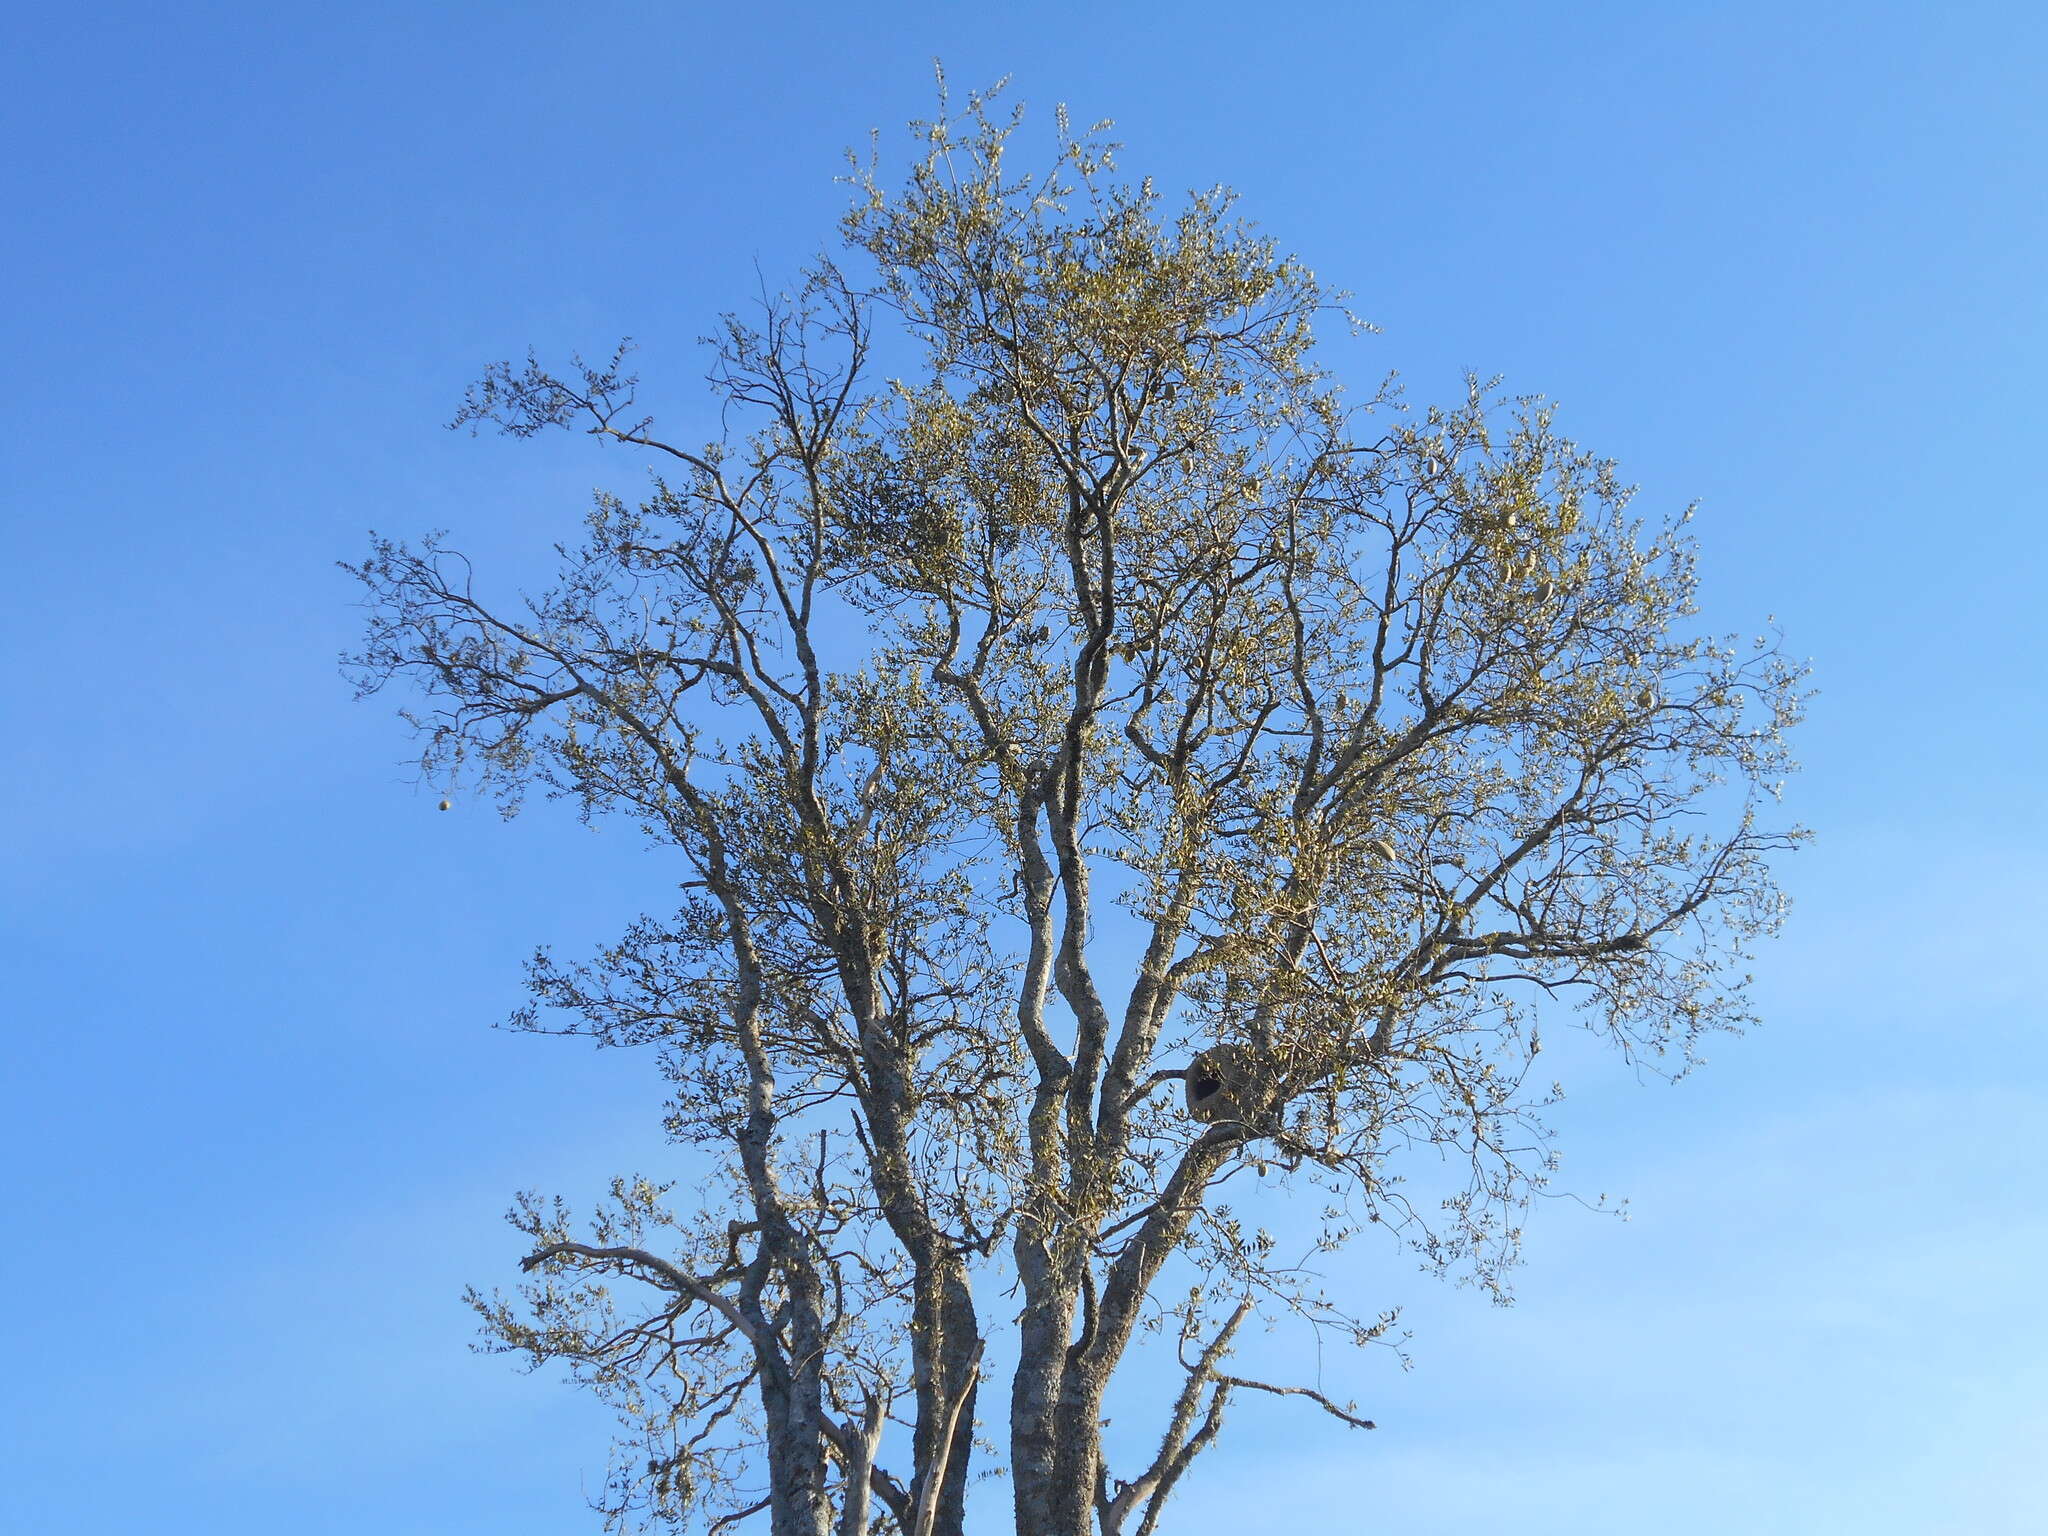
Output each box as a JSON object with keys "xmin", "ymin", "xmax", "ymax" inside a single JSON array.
[{"xmin": 346, "ymin": 74, "xmax": 1806, "ymax": 1536}]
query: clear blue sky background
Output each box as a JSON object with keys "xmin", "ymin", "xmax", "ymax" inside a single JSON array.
[{"xmin": 4, "ymin": 3, "xmax": 2043, "ymax": 1532}]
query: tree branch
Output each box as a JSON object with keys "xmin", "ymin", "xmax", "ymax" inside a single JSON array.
[{"xmin": 1210, "ymin": 1373, "xmax": 1376, "ymax": 1431}]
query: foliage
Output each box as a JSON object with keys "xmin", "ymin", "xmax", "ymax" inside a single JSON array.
[{"xmin": 346, "ymin": 72, "xmax": 1807, "ymax": 1536}]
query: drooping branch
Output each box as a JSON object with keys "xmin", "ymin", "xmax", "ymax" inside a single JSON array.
[
  {"xmin": 1101, "ymin": 1298, "xmax": 1252, "ymax": 1535},
  {"xmin": 521, "ymin": 1241, "xmax": 772, "ymax": 1354},
  {"xmin": 1208, "ymin": 1373, "xmax": 1377, "ymax": 1431}
]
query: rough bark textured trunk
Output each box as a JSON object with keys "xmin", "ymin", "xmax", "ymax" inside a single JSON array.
[
  {"xmin": 854, "ymin": 1008, "xmax": 982, "ymax": 1536},
  {"xmin": 1007, "ymin": 1230, "xmax": 1082, "ymax": 1533},
  {"xmin": 1048, "ymin": 1365, "xmax": 1107, "ymax": 1536},
  {"xmin": 906, "ymin": 1268, "xmax": 980, "ymax": 1536}
]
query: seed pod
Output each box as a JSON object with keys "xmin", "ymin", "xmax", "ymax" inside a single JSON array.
[{"xmin": 438, "ymin": 799, "xmax": 453, "ymax": 812}]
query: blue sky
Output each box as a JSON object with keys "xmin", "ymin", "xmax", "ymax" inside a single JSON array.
[{"xmin": 3, "ymin": 2, "xmax": 2044, "ymax": 1532}]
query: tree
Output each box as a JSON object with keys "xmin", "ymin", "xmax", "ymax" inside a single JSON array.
[{"xmin": 346, "ymin": 76, "xmax": 1807, "ymax": 1536}]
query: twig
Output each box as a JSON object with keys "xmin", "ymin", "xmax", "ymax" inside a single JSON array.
[
  {"xmin": 1211, "ymin": 1373, "xmax": 1375, "ymax": 1430},
  {"xmin": 707, "ymin": 1494, "xmax": 773, "ymax": 1534}
]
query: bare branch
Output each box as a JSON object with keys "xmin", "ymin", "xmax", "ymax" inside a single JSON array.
[{"xmin": 1211, "ymin": 1374, "xmax": 1377, "ymax": 1431}]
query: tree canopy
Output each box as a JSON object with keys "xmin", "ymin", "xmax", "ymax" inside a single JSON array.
[{"xmin": 347, "ymin": 76, "xmax": 1807, "ymax": 1536}]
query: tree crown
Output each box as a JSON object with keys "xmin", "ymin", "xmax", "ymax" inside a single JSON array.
[{"xmin": 347, "ymin": 76, "xmax": 1807, "ymax": 1536}]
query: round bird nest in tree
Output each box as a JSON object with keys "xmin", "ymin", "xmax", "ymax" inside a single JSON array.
[{"xmin": 1183, "ymin": 1043, "xmax": 1281, "ymax": 1133}]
